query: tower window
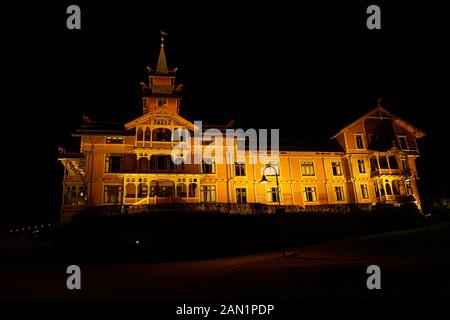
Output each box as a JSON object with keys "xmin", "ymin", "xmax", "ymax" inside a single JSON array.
[{"xmin": 157, "ymin": 99, "xmax": 168, "ymax": 108}]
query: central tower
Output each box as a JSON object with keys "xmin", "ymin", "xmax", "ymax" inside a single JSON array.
[{"xmin": 141, "ymin": 32, "xmax": 182, "ymax": 115}]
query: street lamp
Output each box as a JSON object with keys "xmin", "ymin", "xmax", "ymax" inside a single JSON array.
[
  {"xmin": 260, "ymin": 163, "xmax": 285, "ymax": 257},
  {"xmin": 260, "ymin": 164, "xmax": 281, "ymax": 206}
]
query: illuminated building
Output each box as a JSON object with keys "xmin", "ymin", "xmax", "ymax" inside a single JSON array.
[{"xmin": 58, "ymin": 35, "xmax": 426, "ymax": 223}]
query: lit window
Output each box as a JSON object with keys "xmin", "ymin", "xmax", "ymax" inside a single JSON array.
[
  {"xmin": 202, "ymin": 159, "xmax": 215, "ymax": 174},
  {"xmin": 106, "ymin": 137, "xmax": 123, "ymax": 144},
  {"xmin": 262, "ymin": 162, "xmax": 279, "ymax": 176},
  {"xmin": 137, "ymin": 183, "xmax": 148, "ymax": 198},
  {"xmin": 157, "ymin": 99, "xmax": 167, "ymax": 108},
  {"xmin": 104, "ymin": 185, "xmax": 122, "ymax": 203},
  {"xmin": 303, "ymin": 187, "xmax": 317, "ymax": 202},
  {"xmin": 357, "ymin": 159, "xmax": 366, "ymax": 174},
  {"xmin": 301, "ymin": 161, "xmax": 315, "ymax": 176},
  {"xmin": 235, "ymin": 162, "xmax": 246, "ymax": 176},
  {"xmin": 200, "ymin": 185, "xmax": 216, "ymax": 202},
  {"xmin": 236, "ymin": 188, "xmax": 247, "ymax": 204},
  {"xmin": 360, "ymin": 184, "xmax": 369, "ymax": 199},
  {"xmin": 331, "ymin": 162, "xmax": 342, "ymax": 176},
  {"xmin": 267, "ymin": 187, "xmax": 280, "ymax": 203},
  {"xmin": 334, "ymin": 186, "xmax": 344, "ymax": 201}
]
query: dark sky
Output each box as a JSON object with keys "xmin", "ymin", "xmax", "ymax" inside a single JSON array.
[{"xmin": 3, "ymin": 1, "xmax": 449, "ymax": 224}]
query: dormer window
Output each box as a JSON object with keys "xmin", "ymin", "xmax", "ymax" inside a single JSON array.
[
  {"xmin": 106, "ymin": 137, "xmax": 123, "ymax": 144},
  {"xmin": 398, "ymin": 135, "xmax": 408, "ymax": 150},
  {"xmin": 157, "ymin": 99, "xmax": 167, "ymax": 108},
  {"xmin": 355, "ymin": 134, "xmax": 364, "ymax": 149}
]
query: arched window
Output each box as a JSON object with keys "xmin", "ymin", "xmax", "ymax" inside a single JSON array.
[
  {"xmin": 391, "ymin": 180, "xmax": 401, "ymax": 195},
  {"xmin": 126, "ymin": 183, "xmax": 136, "ymax": 198},
  {"xmin": 138, "ymin": 157, "xmax": 149, "ymax": 173},
  {"xmin": 176, "ymin": 183, "xmax": 187, "ymax": 198},
  {"xmin": 144, "ymin": 127, "xmax": 151, "ymax": 141},
  {"xmin": 188, "ymin": 183, "xmax": 197, "ymax": 198},
  {"xmin": 138, "ymin": 183, "xmax": 148, "ymax": 198},
  {"xmin": 137, "ymin": 127, "xmax": 143, "ymax": 141},
  {"xmin": 385, "ymin": 182, "xmax": 392, "ymax": 195}
]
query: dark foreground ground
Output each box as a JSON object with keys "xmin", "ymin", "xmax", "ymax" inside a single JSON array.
[{"xmin": 0, "ymin": 222, "xmax": 449, "ymax": 300}]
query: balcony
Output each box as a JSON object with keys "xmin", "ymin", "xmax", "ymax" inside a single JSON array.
[{"xmin": 370, "ymin": 168, "xmax": 402, "ymax": 178}]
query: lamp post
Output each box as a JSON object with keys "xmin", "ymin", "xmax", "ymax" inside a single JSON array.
[{"xmin": 260, "ymin": 163, "xmax": 286, "ymax": 257}]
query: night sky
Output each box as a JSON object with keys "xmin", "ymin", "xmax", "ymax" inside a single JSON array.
[{"xmin": 3, "ymin": 1, "xmax": 449, "ymax": 224}]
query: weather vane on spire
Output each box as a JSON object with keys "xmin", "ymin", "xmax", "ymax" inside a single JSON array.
[{"xmin": 160, "ymin": 30, "xmax": 168, "ymax": 47}]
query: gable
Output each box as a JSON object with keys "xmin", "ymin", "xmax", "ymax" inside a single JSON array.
[
  {"xmin": 124, "ymin": 108, "xmax": 196, "ymax": 131},
  {"xmin": 332, "ymin": 106, "xmax": 425, "ymax": 139}
]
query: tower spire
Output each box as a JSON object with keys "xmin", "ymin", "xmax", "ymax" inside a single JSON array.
[{"xmin": 156, "ymin": 31, "xmax": 169, "ymax": 74}]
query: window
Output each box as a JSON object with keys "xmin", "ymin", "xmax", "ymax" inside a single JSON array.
[
  {"xmin": 401, "ymin": 159, "xmax": 409, "ymax": 170},
  {"xmin": 202, "ymin": 159, "xmax": 215, "ymax": 174},
  {"xmin": 370, "ymin": 156, "xmax": 379, "ymax": 172},
  {"xmin": 106, "ymin": 136, "xmax": 123, "ymax": 144},
  {"xmin": 262, "ymin": 162, "xmax": 279, "ymax": 176},
  {"xmin": 379, "ymin": 156, "xmax": 389, "ymax": 169},
  {"xmin": 177, "ymin": 183, "xmax": 187, "ymax": 198},
  {"xmin": 200, "ymin": 185, "xmax": 216, "ymax": 202},
  {"xmin": 137, "ymin": 183, "xmax": 148, "ymax": 198},
  {"xmin": 388, "ymin": 156, "xmax": 399, "ymax": 169},
  {"xmin": 374, "ymin": 182, "xmax": 380, "ymax": 197},
  {"xmin": 355, "ymin": 134, "xmax": 364, "ymax": 149},
  {"xmin": 152, "ymin": 128, "xmax": 171, "ymax": 142},
  {"xmin": 301, "ymin": 161, "xmax": 315, "ymax": 176},
  {"xmin": 64, "ymin": 186, "xmax": 77, "ymax": 206},
  {"xmin": 236, "ymin": 188, "xmax": 247, "ymax": 204},
  {"xmin": 235, "ymin": 161, "xmax": 246, "ymax": 176},
  {"xmin": 360, "ymin": 184, "xmax": 369, "ymax": 199},
  {"xmin": 150, "ymin": 181, "xmax": 175, "ymax": 197},
  {"xmin": 368, "ymin": 134, "xmax": 378, "ymax": 149},
  {"xmin": 331, "ymin": 162, "xmax": 342, "ymax": 176},
  {"xmin": 405, "ymin": 181, "xmax": 413, "ymax": 195},
  {"xmin": 303, "ymin": 187, "xmax": 317, "ymax": 202},
  {"xmin": 385, "ymin": 182, "xmax": 392, "ymax": 195},
  {"xmin": 357, "ymin": 159, "xmax": 366, "ymax": 174},
  {"xmin": 144, "ymin": 128, "xmax": 151, "ymax": 141},
  {"xmin": 77, "ymin": 186, "xmax": 87, "ymax": 206},
  {"xmin": 150, "ymin": 155, "xmax": 174, "ymax": 172},
  {"xmin": 157, "ymin": 99, "xmax": 167, "ymax": 108},
  {"xmin": 104, "ymin": 185, "xmax": 122, "ymax": 203},
  {"xmin": 267, "ymin": 187, "xmax": 280, "ymax": 203},
  {"xmin": 137, "ymin": 128, "xmax": 143, "ymax": 141},
  {"xmin": 334, "ymin": 186, "xmax": 344, "ymax": 201},
  {"xmin": 105, "ymin": 155, "xmax": 123, "ymax": 173},
  {"xmin": 398, "ymin": 136, "xmax": 408, "ymax": 150},
  {"xmin": 125, "ymin": 183, "xmax": 136, "ymax": 198},
  {"xmin": 189, "ymin": 183, "xmax": 197, "ymax": 198}
]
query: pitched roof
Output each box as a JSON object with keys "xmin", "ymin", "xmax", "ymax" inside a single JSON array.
[{"xmin": 331, "ymin": 106, "xmax": 426, "ymax": 139}]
